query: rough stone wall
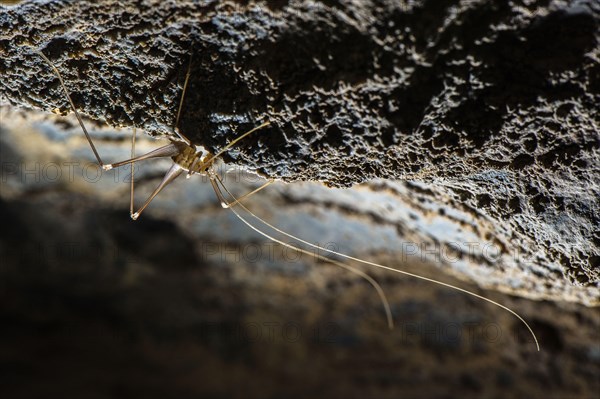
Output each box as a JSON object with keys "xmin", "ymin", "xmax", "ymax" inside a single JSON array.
[
  {"xmin": 1, "ymin": 0, "xmax": 598, "ymax": 300},
  {"xmin": 1, "ymin": 1, "xmax": 600, "ymax": 397},
  {"xmin": 1, "ymin": 111, "xmax": 599, "ymax": 399}
]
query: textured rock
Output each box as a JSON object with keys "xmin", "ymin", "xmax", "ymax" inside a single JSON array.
[
  {"xmin": 1, "ymin": 0, "xmax": 598, "ymax": 301},
  {"xmin": 1, "ymin": 111, "xmax": 600, "ymax": 399}
]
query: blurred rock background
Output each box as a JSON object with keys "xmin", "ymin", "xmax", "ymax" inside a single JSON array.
[
  {"xmin": 1, "ymin": 0, "xmax": 599, "ymax": 397},
  {"xmin": 1, "ymin": 106, "xmax": 599, "ymax": 399}
]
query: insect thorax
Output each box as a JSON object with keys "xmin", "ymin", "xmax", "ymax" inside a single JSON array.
[{"xmin": 171, "ymin": 144, "xmax": 212, "ymax": 174}]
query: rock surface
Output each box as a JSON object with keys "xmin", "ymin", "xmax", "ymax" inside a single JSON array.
[
  {"xmin": 0, "ymin": 0, "xmax": 599, "ymax": 396},
  {"xmin": 2, "ymin": 0, "xmax": 599, "ymax": 302},
  {"xmin": 1, "ymin": 110, "xmax": 599, "ymax": 399}
]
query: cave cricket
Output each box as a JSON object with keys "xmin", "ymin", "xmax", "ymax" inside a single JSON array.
[{"xmin": 36, "ymin": 50, "xmax": 540, "ymax": 351}]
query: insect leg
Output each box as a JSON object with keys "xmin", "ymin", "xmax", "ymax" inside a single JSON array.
[
  {"xmin": 37, "ymin": 51, "xmax": 105, "ymax": 167},
  {"xmin": 129, "ymin": 127, "xmax": 137, "ymax": 218},
  {"xmin": 131, "ymin": 163, "xmax": 183, "ymax": 220},
  {"xmin": 103, "ymin": 143, "xmax": 182, "ymax": 170},
  {"xmin": 200, "ymin": 121, "xmax": 271, "ymax": 166},
  {"xmin": 209, "ymin": 172, "xmax": 275, "ymax": 209},
  {"xmin": 37, "ymin": 50, "xmax": 183, "ymax": 172},
  {"xmin": 187, "ymin": 120, "xmax": 271, "ymax": 179},
  {"xmin": 173, "ymin": 54, "xmax": 193, "ymax": 145}
]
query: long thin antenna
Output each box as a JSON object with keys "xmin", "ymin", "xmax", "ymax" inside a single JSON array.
[
  {"xmin": 219, "ymin": 178, "xmax": 275, "ymax": 209},
  {"xmin": 216, "ymin": 180, "xmax": 540, "ymax": 351},
  {"xmin": 210, "ymin": 177, "xmax": 393, "ymax": 329},
  {"xmin": 37, "ymin": 51, "xmax": 105, "ymax": 167},
  {"xmin": 202, "ymin": 121, "xmax": 271, "ymax": 166}
]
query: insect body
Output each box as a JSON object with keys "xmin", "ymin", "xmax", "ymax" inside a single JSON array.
[
  {"xmin": 37, "ymin": 50, "xmax": 271, "ymax": 220},
  {"xmin": 36, "ymin": 50, "xmax": 540, "ymax": 351},
  {"xmin": 101, "ymin": 119, "xmax": 273, "ymax": 220}
]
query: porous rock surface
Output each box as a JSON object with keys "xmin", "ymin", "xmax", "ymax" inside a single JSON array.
[
  {"xmin": 1, "ymin": 111, "xmax": 600, "ymax": 399},
  {"xmin": 1, "ymin": 1, "xmax": 600, "ymax": 397},
  {"xmin": 1, "ymin": 1, "xmax": 598, "ymax": 301}
]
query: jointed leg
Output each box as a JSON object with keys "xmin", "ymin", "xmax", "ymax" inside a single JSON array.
[
  {"xmin": 103, "ymin": 142, "xmax": 183, "ymax": 170},
  {"xmin": 131, "ymin": 164, "xmax": 183, "ymax": 220},
  {"xmin": 129, "ymin": 128, "xmax": 136, "ymax": 218},
  {"xmin": 173, "ymin": 54, "xmax": 193, "ymax": 145},
  {"xmin": 126, "ymin": 133, "xmax": 184, "ymax": 220},
  {"xmin": 186, "ymin": 120, "xmax": 271, "ymax": 179},
  {"xmin": 209, "ymin": 172, "xmax": 274, "ymax": 209},
  {"xmin": 37, "ymin": 51, "xmax": 105, "ymax": 167},
  {"xmin": 37, "ymin": 50, "xmax": 181, "ymax": 172},
  {"xmin": 125, "ymin": 126, "xmax": 180, "ymax": 220},
  {"xmin": 201, "ymin": 121, "xmax": 271, "ymax": 167}
]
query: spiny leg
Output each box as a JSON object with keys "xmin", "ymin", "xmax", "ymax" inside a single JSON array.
[
  {"xmin": 37, "ymin": 51, "xmax": 105, "ymax": 167},
  {"xmin": 210, "ymin": 176, "xmax": 393, "ymax": 329},
  {"xmin": 215, "ymin": 179, "xmax": 541, "ymax": 351}
]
